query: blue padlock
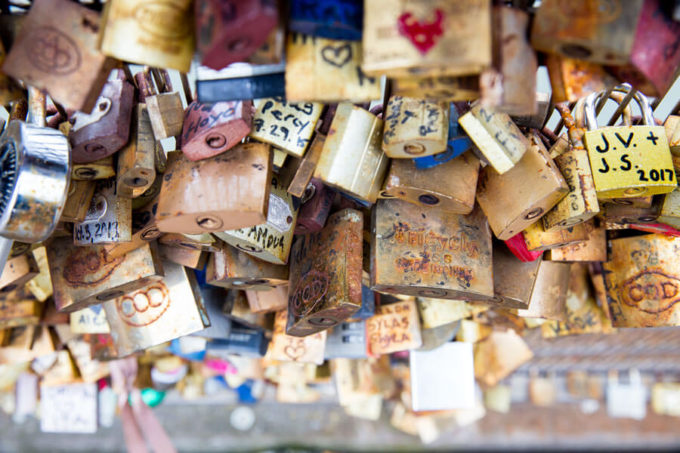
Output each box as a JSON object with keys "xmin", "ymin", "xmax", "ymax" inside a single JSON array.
[{"xmin": 414, "ymin": 104, "xmax": 472, "ymax": 170}]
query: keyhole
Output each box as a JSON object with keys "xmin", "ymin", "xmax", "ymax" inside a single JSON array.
[{"xmin": 205, "ymin": 134, "xmax": 227, "ymax": 149}]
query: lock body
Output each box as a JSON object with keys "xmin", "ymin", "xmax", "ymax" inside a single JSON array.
[
  {"xmin": 492, "ymin": 245, "xmax": 541, "ymax": 309},
  {"xmin": 294, "ymin": 179, "xmax": 335, "ymax": 234},
  {"xmin": 285, "ymin": 33, "xmax": 380, "ymax": 102},
  {"xmin": 371, "ymin": 199, "xmax": 494, "ymax": 301},
  {"xmin": 181, "ymin": 100, "xmax": 253, "ymax": 161},
  {"xmin": 158, "ymin": 233, "xmax": 219, "ymax": 253},
  {"xmin": 269, "ymin": 310, "xmax": 327, "ymax": 364},
  {"xmin": 216, "ymin": 174, "xmax": 298, "ymax": 264},
  {"xmin": 665, "ymin": 116, "xmax": 680, "ymax": 155},
  {"xmin": 159, "ymin": 244, "xmax": 206, "ymax": 270},
  {"xmin": 603, "ymin": 199, "xmax": 660, "ymax": 225},
  {"xmin": 72, "ymin": 156, "xmax": 116, "ymax": 181},
  {"xmin": 206, "ymin": 242, "xmax": 288, "ymax": 290},
  {"xmin": 289, "ymin": 0, "xmax": 363, "ymax": 40},
  {"xmin": 547, "ymin": 219, "xmax": 607, "ymax": 262},
  {"xmin": 195, "ymin": 0, "xmax": 278, "ymax": 70},
  {"xmin": 382, "ymin": 97, "xmax": 449, "ymax": 159},
  {"xmin": 70, "ymin": 77, "xmax": 135, "ymax": 163},
  {"xmin": 546, "ymin": 55, "xmax": 617, "ymax": 103},
  {"xmin": 116, "ymin": 104, "xmax": 156, "ymax": 198},
  {"xmin": 391, "ymin": 75, "xmax": 480, "ymax": 101},
  {"xmin": 523, "ymin": 221, "xmax": 588, "ymax": 252},
  {"xmin": 156, "ymin": 145, "xmax": 271, "ymax": 234},
  {"xmin": 249, "ymin": 98, "xmax": 322, "ymax": 158},
  {"xmin": 517, "ymin": 261, "xmax": 571, "ymax": 321},
  {"xmin": 60, "ymin": 180, "xmax": 96, "ymax": 223},
  {"xmin": 246, "ymin": 286, "xmax": 288, "ymax": 314},
  {"xmin": 380, "ymin": 153, "xmax": 479, "ymax": 214},
  {"xmin": 287, "ymin": 209, "xmax": 363, "ymax": 336},
  {"xmin": 103, "ymin": 261, "xmax": 209, "ymax": 356},
  {"xmin": 2, "ymin": 0, "xmax": 115, "ymax": 112},
  {"xmin": 74, "ymin": 179, "xmax": 132, "ymax": 245},
  {"xmin": 413, "ymin": 104, "xmax": 473, "ymax": 169},
  {"xmin": 0, "ymin": 121, "xmax": 71, "ymax": 243},
  {"xmin": 0, "ymin": 289, "xmax": 42, "ymax": 329},
  {"xmin": 314, "ymin": 103, "xmax": 388, "ymax": 203},
  {"xmin": 418, "ymin": 298, "xmax": 486, "ymax": 329},
  {"xmin": 47, "ymin": 238, "xmax": 164, "ymax": 313},
  {"xmin": 458, "ymin": 103, "xmax": 530, "ymax": 174},
  {"xmin": 362, "ymin": 0, "xmax": 491, "ymax": 77},
  {"xmin": 366, "ymin": 299, "xmax": 422, "ymax": 355},
  {"xmin": 99, "ymin": 0, "xmax": 195, "ymax": 72},
  {"xmin": 477, "ymin": 132, "xmax": 569, "ymax": 240},
  {"xmin": 146, "ymin": 93, "xmax": 184, "ymax": 140},
  {"xmin": 658, "ymin": 189, "xmax": 680, "ymax": 230},
  {"xmin": 0, "ymin": 253, "xmax": 39, "ymax": 293},
  {"xmin": 288, "ymin": 134, "xmax": 326, "ymax": 198},
  {"xmin": 603, "ymin": 234, "xmax": 680, "ymax": 327}
]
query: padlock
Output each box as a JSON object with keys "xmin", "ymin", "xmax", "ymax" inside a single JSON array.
[
  {"xmin": 294, "ymin": 179, "xmax": 335, "ymax": 234},
  {"xmin": 531, "ymin": 0, "xmax": 644, "ymax": 65},
  {"xmin": 503, "ymin": 233, "xmax": 543, "ymax": 263},
  {"xmin": 285, "ymin": 33, "xmax": 380, "ymax": 102},
  {"xmin": 390, "ymin": 74, "xmax": 480, "ymax": 101},
  {"xmin": 196, "ymin": 69, "xmax": 286, "ymax": 103},
  {"xmin": 47, "ymin": 237, "xmax": 164, "ymax": 313},
  {"xmin": 314, "ymin": 103, "xmax": 389, "ymax": 204},
  {"xmin": 246, "ymin": 286, "xmax": 288, "ymax": 314},
  {"xmin": 379, "ymin": 153, "xmax": 479, "ymax": 214},
  {"xmin": 195, "ymin": 0, "xmax": 279, "ymax": 70},
  {"xmin": 665, "ymin": 115, "xmax": 680, "ymax": 155},
  {"xmin": 410, "ymin": 342, "xmax": 475, "ymax": 411},
  {"xmin": 268, "ymin": 310, "xmax": 326, "ymax": 364},
  {"xmin": 288, "ymin": 134, "xmax": 326, "ymax": 198},
  {"xmin": 491, "ymin": 244, "xmax": 542, "ymax": 310},
  {"xmin": 542, "ymin": 103, "xmax": 600, "ymax": 231},
  {"xmin": 74, "ymin": 178, "xmax": 132, "ymax": 245},
  {"xmin": 0, "ymin": 40, "xmax": 23, "ymax": 107},
  {"xmin": 0, "ymin": 89, "xmax": 70, "ymax": 245},
  {"xmin": 0, "ymin": 252, "xmax": 38, "ymax": 293},
  {"xmin": 474, "ymin": 329, "xmax": 533, "ymax": 388},
  {"xmin": 129, "ymin": 196, "xmax": 161, "ymax": 243},
  {"xmin": 458, "ymin": 102, "xmax": 531, "ymax": 174},
  {"xmin": 158, "ymin": 233, "xmax": 219, "ymax": 253},
  {"xmin": 206, "ymin": 321, "xmax": 270, "ymax": 357},
  {"xmin": 603, "ymin": 198, "xmax": 661, "ymax": 225},
  {"xmin": 516, "ymin": 261, "xmax": 571, "ymax": 321},
  {"xmin": 417, "ymin": 298, "xmax": 486, "ymax": 330},
  {"xmin": 545, "ymin": 55, "xmax": 618, "ymax": 103},
  {"xmin": 145, "ymin": 69, "xmax": 184, "ymax": 141},
  {"xmin": 413, "ymin": 104, "xmax": 473, "ymax": 170},
  {"xmin": 603, "ymin": 233, "xmax": 680, "ymax": 327},
  {"xmin": 488, "ymin": 5, "xmax": 537, "ymax": 116},
  {"xmin": 606, "ymin": 0, "xmax": 680, "ymax": 97},
  {"xmin": 159, "ymin": 244, "xmax": 206, "ymax": 270},
  {"xmin": 206, "ymin": 242, "xmax": 288, "ymax": 290},
  {"xmin": 181, "ymin": 100, "xmax": 254, "ymax": 161},
  {"xmin": 381, "ymin": 96, "xmax": 449, "ymax": 159},
  {"xmin": 289, "ymin": 0, "xmax": 363, "ymax": 40},
  {"xmin": 99, "ymin": 0, "xmax": 194, "ymax": 72},
  {"xmin": 221, "ymin": 288, "xmax": 269, "ymax": 329},
  {"xmin": 156, "ymin": 145, "xmax": 271, "ymax": 234},
  {"xmin": 25, "ymin": 247, "xmax": 53, "ymax": 302},
  {"xmin": 72, "ymin": 156, "xmax": 116, "ymax": 181},
  {"xmin": 371, "ymin": 199, "xmax": 494, "ymax": 301},
  {"xmin": 362, "ymin": 0, "xmax": 491, "ymax": 77},
  {"xmin": 476, "ymin": 131, "xmax": 569, "ymax": 240},
  {"xmin": 70, "ymin": 70, "xmax": 134, "ymax": 163},
  {"xmin": 324, "ymin": 320, "xmax": 368, "ymax": 359},
  {"xmin": 583, "ymin": 89, "xmax": 677, "ymax": 198},
  {"xmin": 249, "ymin": 98, "xmax": 323, "ymax": 158},
  {"xmin": 116, "ymin": 104, "xmax": 156, "ymax": 200},
  {"xmin": 59, "ymin": 180, "xmax": 95, "ymax": 224},
  {"xmin": 215, "ymin": 174, "xmax": 299, "ymax": 265},
  {"xmin": 69, "ymin": 305, "xmax": 110, "ymax": 335},
  {"xmin": 103, "ymin": 261, "xmax": 210, "ymax": 356},
  {"xmin": 522, "ymin": 221, "xmax": 588, "ymax": 252},
  {"xmin": 546, "ymin": 219, "xmax": 608, "ymax": 262},
  {"xmin": 349, "ymin": 283, "xmax": 376, "ymax": 321},
  {"xmin": 2, "ymin": 0, "xmax": 115, "ymax": 112},
  {"xmin": 658, "ymin": 188, "xmax": 680, "ymax": 229},
  {"xmin": 0, "ymin": 288, "xmax": 42, "ymax": 329},
  {"xmin": 366, "ymin": 299, "xmax": 422, "ymax": 355},
  {"xmin": 287, "ymin": 209, "xmax": 363, "ymax": 336},
  {"xmin": 510, "ymin": 92, "xmax": 552, "ymax": 130}
]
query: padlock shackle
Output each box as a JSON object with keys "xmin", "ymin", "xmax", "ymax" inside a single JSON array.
[{"xmin": 584, "ymin": 85, "xmax": 655, "ymax": 131}]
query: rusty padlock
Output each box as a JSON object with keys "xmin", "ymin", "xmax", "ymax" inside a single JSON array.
[
  {"xmin": 206, "ymin": 242, "xmax": 289, "ymax": 290},
  {"xmin": 382, "ymin": 96, "xmax": 449, "ymax": 159},
  {"xmin": 145, "ymin": 68, "xmax": 185, "ymax": 141},
  {"xmin": 294, "ymin": 179, "xmax": 335, "ymax": 234}
]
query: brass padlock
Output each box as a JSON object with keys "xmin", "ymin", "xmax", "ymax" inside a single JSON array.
[
  {"xmin": 25, "ymin": 246, "xmax": 53, "ymax": 302},
  {"xmin": 47, "ymin": 237, "xmax": 164, "ymax": 313},
  {"xmin": 491, "ymin": 244, "xmax": 542, "ymax": 310},
  {"xmin": 268, "ymin": 309, "xmax": 326, "ymax": 364},
  {"xmin": 116, "ymin": 103, "xmax": 156, "ymax": 198},
  {"xmin": 417, "ymin": 298, "xmax": 486, "ymax": 330},
  {"xmin": 362, "ymin": 0, "xmax": 491, "ymax": 77},
  {"xmin": 74, "ymin": 179, "xmax": 132, "ymax": 245},
  {"xmin": 70, "ymin": 70, "xmax": 135, "ymax": 164},
  {"xmin": 285, "ymin": 33, "xmax": 381, "ymax": 102},
  {"xmin": 545, "ymin": 55, "xmax": 617, "ymax": 104},
  {"xmin": 603, "ymin": 198, "xmax": 661, "ymax": 225},
  {"xmin": 60, "ymin": 180, "xmax": 96, "ymax": 223},
  {"xmin": 2, "ymin": 0, "xmax": 116, "ymax": 112},
  {"xmin": 145, "ymin": 69, "xmax": 185, "ymax": 141},
  {"xmin": 287, "ymin": 209, "xmax": 363, "ymax": 336},
  {"xmin": 215, "ymin": 174, "xmax": 299, "ymax": 265},
  {"xmin": 474, "ymin": 329, "xmax": 533, "ymax": 388},
  {"xmin": 0, "ymin": 252, "xmax": 38, "ymax": 293},
  {"xmin": 314, "ymin": 103, "xmax": 388, "ymax": 204},
  {"xmin": 99, "ymin": 0, "xmax": 195, "ymax": 72},
  {"xmin": 103, "ymin": 261, "xmax": 209, "ymax": 356},
  {"xmin": 371, "ymin": 199, "xmax": 494, "ymax": 301},
  {"xmin": 583, "ymin": 88, "xmax": 677, "ymax": 198},
  {"xmin": 181, "ymin": 100, "xmax": 254, "ymax": 161},
  {"xmin": 516, "ymin": 261, "xmax": 571, "ymax": 321},
  {"xmin": 366, "ymin": 299, "xmax": 422, "ymax": 355},
  {"xmin": 156, "ymin": 146, "xmax": 271, "ymax": 234},
  {"xmin": 382, "ymin": 96, "xmax": 449, "ymax": 159},
  {"xmin": 206, "ymin": 242, "xmax": 289, "ymax": 290},
  {"xmin": 379, "ymin": 153, "xmax": 479, "ymax": 214},
  {"xmin": 522, "ymin": 221, "xmax": 588, "ymax": 252},
  {"xmin": 458, "ymin": 103, "xmax": 530, "ymax": 174},
  {"xmin": 246, "ymin": 286, "xmax": 288, "ymax": 314},
  {"xmin": 158, "ymin": 233, "xmax": 219, "ymax": 253},
  {"xmin": 476, "ymin": 131, "xmax": 569, "ymax": 240},
  {"xmin": 288, "ymin": 134, "xmax": 326, "ymax": 199},
  {"xmin": 390, "ymin": 74, "xmax": 480, "ymax": 101},
  {"xmin": 546, "ymin": 219, "xmax": 607, "ymax": 262},
  {"xmin": 72, "ymin": 156, "xmax": 116, "ymax": 181},
  {"xmin": 603, "ymin": 234, "xmax": 680, "ymax": 327},
  {"xmin": 249, "ymin": 98, "xmax": 323, "ymax": 158},
  {"xmin": 159, "ymin": 244, "xmax": 206, "ymax": 270}
]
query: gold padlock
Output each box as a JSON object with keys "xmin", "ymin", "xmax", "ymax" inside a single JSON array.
[
  {"xmin": 602, "ymin": 198, "xmax": 660, "ymax": 225},
  {"xmin": 145, "ymin": 68, "xmax": 184, "ymax": 140},
  {"xmin": 285, "ymin": 33, "xmax": 381, "ymax": 102},
  {"xmin": 159, "ymin": 244, "xmax": 206, "ymax": 270},
  {"xmin": 117, "ymin": 104, "xmax": 156, "ymax": 198},
  {"xmin": 158, "ymin": 233, "xmax": 219, "ymax": 253},
  {"xmin": 390, "ymin": 75, "xmax": 480, "ymax": 101},
  {"xmin": 246, "ymin": 286, "xmax": 288, "ymax": 314},
  {"xmin": 583, "ymin": 88, "xmax": 677, "ymax": 198},
  {"xmin": 516, "ymin": 261, "xmax": 571, "ymax": 322},
  {"xmin": 72, "ymin": 156, "xmax": 116, "ymax": 181},
  {"xmin": 417, "ymin": 298, "xmax": 487, "ymax": 329},
  {"xmin": 491, "ymin": 244, "xmax": 541, "ymax": 310},
  {"xmin": 379, "ymin": 153, "xmax": 479, "ymax": 214},
  {"xmin": 458, "ymin": 103, "xmax": 531, "ymax": 174},
  {"xmin": 366, "ymin": 299, "xmax": 422, "ymax": 355},
  {"xmin": 60, "ymin": 180, "xmax": 96, "ymax": 223},
  {"xmin": 0, "ymin": 252, "xmax": 39, "ymax": 292},
  {"xmin": 546, "ymin": 219, "xmax": 607, "ymax": 262},
  {"xmin": 371, "ymin": 199, "xmax": 494, "ymax": 301},
  {"xmin": 25, "ymin": 247, "xmax": 53, "ymax": 302},
  {"xmin": 522, "ymin": 221, "xmax": 588, "ymax": 252},
  {"xmin": 206, "ymin": 242, "xmax": 289, "ymax": 291},
  {"xmin": 314, "ymin": 103, "xmax": 389, "ymax": 204},
  {"xmin": 476, "ymin": 131, "xmax": 569, "ymax": 240},
  {"xmin": 658, "ymin": 188, "xmax": 680, "ymax": 230},
  {"xmin": 474, "ymin": 329, "xmax": 533, "ymax": 388},
  {"xmin": 0, "ymin": 288, "xmax": 42, "ymax": 329},
  {"xmin": 382, "ymin": 96, "xmax": 449, "ymax": 159}
]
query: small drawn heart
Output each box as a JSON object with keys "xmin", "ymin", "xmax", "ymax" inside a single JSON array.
[
  {"xmin": 284, "ymin": 343, "xmax": 307, "ymax": 361},
  {"xmin": 321, "ymin": 43, "xmax": 353, "ymax": 68},
  {"xmin": 397, "ymin": 9, "xmax": 445, "ymax": 55},
  {"xmin": 90, "ymin": 305, "xmax": 103, "ymax": 315}
]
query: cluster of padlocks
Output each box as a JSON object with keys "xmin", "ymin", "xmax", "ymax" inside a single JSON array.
[{"xmin": 1, "ymin": 0, "xmax": 680, "ymax": 442}]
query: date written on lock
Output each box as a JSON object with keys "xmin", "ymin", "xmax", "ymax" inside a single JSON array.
[{"xmin": 74, "ymin": 179, "xmax": 131, "ymax": 245}]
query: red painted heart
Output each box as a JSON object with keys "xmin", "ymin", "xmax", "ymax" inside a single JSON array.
[{"xmin": 397, "ymin": 9, "xmax": 445, "ymax": 55}]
